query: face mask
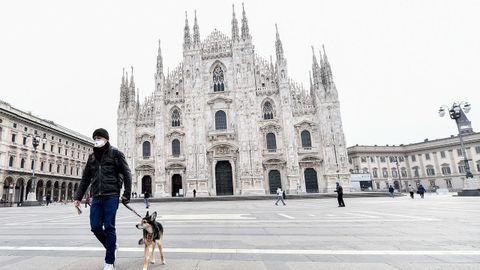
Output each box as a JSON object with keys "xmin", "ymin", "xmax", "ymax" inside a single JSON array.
[{"xmin": 94, "ymin": 139, "xmax": 106, "ymax": 148}]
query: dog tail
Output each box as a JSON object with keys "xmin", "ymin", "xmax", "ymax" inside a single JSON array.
[{"xmin": 138, "ymin": 238, "xmax": 145, "ymax": 245}]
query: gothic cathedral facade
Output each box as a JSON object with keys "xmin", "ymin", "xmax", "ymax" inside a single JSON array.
[{"xmin": 117, "ymin": 5, "xmax": 350, "ymax": 197}]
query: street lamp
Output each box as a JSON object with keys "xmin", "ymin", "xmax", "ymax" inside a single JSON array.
[
  {"xmin": 23, "ymin": 132, "xmax": 47, "ymax": 203},
  {"xmin": 439, "ymin": 102, "xmax": 478, "ymax": 196},
  {"xmin": 393, "ymin": 156, "xmax": 402, "ymax": 192},
  {"xmin": 438, "ymin": 102, "xmax": 473, "ymax": 179}
]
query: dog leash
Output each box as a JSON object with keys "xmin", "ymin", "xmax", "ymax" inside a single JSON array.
[{"xmin": 122, "ymin": 202, "xmax": 143, "ymax": 218}]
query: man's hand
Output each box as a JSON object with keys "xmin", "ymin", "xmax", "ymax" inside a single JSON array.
[
  {"xmin": 73, "ymin": 200, "xmax": 82, "ymax": 215},
  {"xmin": 121, "ymin": 195, "xmax": 130, "ymax": 205}
]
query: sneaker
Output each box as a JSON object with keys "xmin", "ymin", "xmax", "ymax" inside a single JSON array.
[{"xmin": 103, "ymin": 263, "xmax": 115, "ymax": 270}]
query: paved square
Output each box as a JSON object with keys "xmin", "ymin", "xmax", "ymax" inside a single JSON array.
[{"xmin": 1, "ymin": 194, "xmax": 480, "ymax": 270}]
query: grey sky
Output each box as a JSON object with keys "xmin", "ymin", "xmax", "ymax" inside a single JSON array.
[{"xmin": 1, "ymin": 0, "xmax": 479, "ymax": 146}]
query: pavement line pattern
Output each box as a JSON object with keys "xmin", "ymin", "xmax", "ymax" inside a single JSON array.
[
  {"xmin": 1, "ymin": 246, "xmax": 479, "ymax": 255},
  {"xmin": 277, "ymin": 213, "xmax": 295, "ymax": 219}
]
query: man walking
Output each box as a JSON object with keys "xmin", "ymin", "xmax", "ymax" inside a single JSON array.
[
  {"xmin": 144, "ymin": 191, "xmax": 150, "ymax": 209},
  {"xmin": 408, "ymin": 185, "xmax": 415, "ymax": 199},
  {"xmin": 388, "ymin": 185, "xmax": 395, "ymax": 198},
  {"xmin": 275, "ymin": 187, "xmax": 286, "ymax": 206},
  {"xmin": 46, "ymin": 193, "xmax": 51, "ymax": 206},
  {"xmin": 417, "ymin": 184, "xmax": 426, "ymax": 199},
  {"xmin": 335, "ymin": 182, "xmax": 345, "ymax": 207},
  {"xmin": 74, "ymin": 128, "xmax": 132, "ymax": 270}
]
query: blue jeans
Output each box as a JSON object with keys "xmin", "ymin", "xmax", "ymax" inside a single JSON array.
[
  {"xmin": 144, "ymin": 197, "xmax": 150, "ymax": 208},
  {"xmin": 90, "ymin": 196, "xmax": 119, "ymax": 264}
]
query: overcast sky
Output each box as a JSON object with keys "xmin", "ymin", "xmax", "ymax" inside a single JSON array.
[{"xmin": 1, "ymin": 0, "xmax": 479, "ymax": 147}]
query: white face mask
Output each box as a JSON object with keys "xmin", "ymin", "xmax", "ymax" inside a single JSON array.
[{"xmin": 94, "ymin": 139, "xmax": 107, "ymax": 148}]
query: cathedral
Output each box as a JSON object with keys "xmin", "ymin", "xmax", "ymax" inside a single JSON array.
[{"xmin": 117, "ymin": 4, "xmax": 350, "ymax": 197}]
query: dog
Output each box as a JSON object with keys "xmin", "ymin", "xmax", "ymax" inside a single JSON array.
[{"xmin": 136, "ymin": 211, "xmax": 166, "ymax": 269}]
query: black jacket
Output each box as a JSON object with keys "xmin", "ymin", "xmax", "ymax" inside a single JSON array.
[
  {"xmin": 335, "ymin": 185, "xmax": 343, "ymax": 195},
  {"xmin": 74, "ymin": 144, "xmax": 132, "ymax": 201}
]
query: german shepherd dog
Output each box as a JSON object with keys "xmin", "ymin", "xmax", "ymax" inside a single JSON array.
[{"xmin": 136, "ymin": 211, "xmax": 166, "ymax": 269}]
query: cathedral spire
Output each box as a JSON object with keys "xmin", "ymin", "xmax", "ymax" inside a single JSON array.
[
  {"xmin": 156, "ymin": 39, "xmax": 163, "ymax": 75},
  {"xmin": 129, "ymin": 66, "xmax": 135, "ymax": 89},
  {"xmin": 193, "ymin": 10, "xmax": 200, "ymax": 47},
  {"xmin": 241, "ymin": 3, "xmax": 251, "ymax": 41},
  {"xmin": 312, "ymin": 46, "xmax": 319, "ymax": 70},
  {"xmin": 119, "ymin": 68, "xmax": 127, "ymax": 106},
  {"xmin": 121, "ymin": 67, "xmax": 125, "ymax": 87},
  {"xmin": 275, "ymin": 24, "xmax": 284, "ymax": 62},
  {"xmin": 183, "ymin": 11, "xmax": 191, "ymax": 49},
  {"xmin": 231, "ymin": 4, "xmax": 240, "ymax": 42},
  {"xmin": 311, "ymin": 46, "xmax": 320, "ymax": 88},
  {"xmin": 309, "ymin": 71, "xmax": 313, "ymax": 90},
  {"xmin": 136, "ymin": 88, "xmax": 140, "ymax": 111},
  {"xmin": 322, "ymin": 44, "xmax": 334, "ymax": 87}
]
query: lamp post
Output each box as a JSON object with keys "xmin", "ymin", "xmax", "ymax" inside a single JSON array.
[
  {"xmin": 439, "ymin": 102, "xmax": 479, "ymax": 195},
  {"xmin": 23, "ymin": 132, "xmax": 47, "ymax": 203},
  {"xmin": 393, "ymin": 156, "xmax": 403, "ymax": 192}
]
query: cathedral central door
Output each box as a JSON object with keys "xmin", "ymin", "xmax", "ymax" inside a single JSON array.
[
  {"xmin": 304, "ymin": 168, "xmax": 319, "ymax": 193},
  {"xmin": 215, "ymin": 161, "xmax": 233, "ymax": 196},
  {"xmin": 142, "ymin": 176, "xmax": 152, "ymax": 195},
  {"xmin": 172, "ymin": 174, "xmax": 182, "ymax": 197},
  {"xmin": 268, "ymin": 170, "xmax": 282, "ymax": 194}
]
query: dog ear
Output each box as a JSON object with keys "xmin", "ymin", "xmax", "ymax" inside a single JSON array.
[
  {"xmin": 145, "ymin": 211, "xmax": 149, "ymax": 218},
  {"xmin": 151, "ymin": 212, "xmax": 157, "ymax": 221}
]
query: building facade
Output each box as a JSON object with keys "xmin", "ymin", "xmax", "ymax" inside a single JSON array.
[
  {"xmin": 117, "ymin": 6, "xmax": 350, "ymax": 197},
  {"xmin": 348, "ymin": 132, "xmax": 480, "ymax": 191},
  {"xmin": 0, "ymin": 100, "xmax": 93, "ymax": 204}
]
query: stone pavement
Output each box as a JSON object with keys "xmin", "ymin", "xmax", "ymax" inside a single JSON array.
[{"xmin": 0, "ymin": 193, "xmax": 479, "ymax": 270}]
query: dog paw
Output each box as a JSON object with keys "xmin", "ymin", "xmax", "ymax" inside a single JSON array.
[
  {"xmin": 162, "ymin": 260, "xmax": 166, "ymax": 265},
  {"xmin": 150, "ymin": 260, "xmax": 155, "ymax": 264}
]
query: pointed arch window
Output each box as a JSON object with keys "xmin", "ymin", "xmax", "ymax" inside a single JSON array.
[
  {"xmin": 215, "ymin": 110, "xmax": 227, "ymax": 130},
  {"xmin": 9, "ymin": 156, "xmax": 14, "ymax": 167},
  {"xmin": 171, "ymin": 109, "xmax": 181, "ymax": 127},
  {"xmin": 20, "ymin": 158, "xmax": 25, "ymax": 169},
  {"xmin": 266, "ymin": 133, "xmax": 277, "ymax": 152},
  {"xmin": 213, "ymin": 65, "xmax": 225, "ymax": 92},
  {"xmin": 142, "ymin": 141, "xmax": 151, "ymax": 158},
  {"xmin": 263, "ymin": 102, "xmax": 274, "ymax": 120},
  {"xmin": 172, "ymin": 139, "xmax": 180, "ymax": 157},
  {"xmin": 301, "ymin": 130, "xmax": 312, "ymax": 148}
]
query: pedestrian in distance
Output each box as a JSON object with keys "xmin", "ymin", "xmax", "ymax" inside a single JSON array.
[
  {"xmin": 282, "ymin": 190, "xmax": 286, "ymax": 200},
  {"xmin": 275, "ymin": 187, "xmax": 286, "ymax": 206},
  {"xmin": 335, "ymin": 182, "xmax": 345, "ymax": 207},
  {"xmin": 409, "ymin": 185, "xmax": 415, "ymax": 199},
  {"xmin": 46, "ymin": 194, "xmax": 51, "ymax": 206},
  {"xmin": 193, "ymin": 189, "xmax": 197, "ymax": 198},
  {"xmin": 417, "ymin": 184, "xmax": 426, "ymax": 199},
  {"xmin": 85, "ymin": 193, "xmax": 91, "ymax": 208},
  {"xmin": 73, "ymin": 128, "xmax": 132, "ymax": 270},
  {"xmin": 389, "ymin": 185, "xmax": 395, "ymax": 198},
  {"xmin": 144, "ymin": 191, "xmax": 151, "ymax": 209}
]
